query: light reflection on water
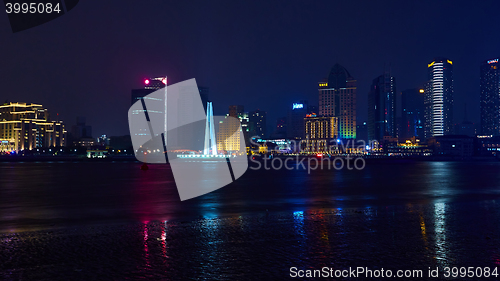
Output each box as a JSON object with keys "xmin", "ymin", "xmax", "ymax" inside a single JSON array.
[
  {"xmin": 2, "ymin": 200, "xmax": 500, "ymax": 279},
  {"xmin": 1, "ymin": 161, "xmax": 500, "ymax": 233},
  {"xmin": 433, "ymin": 202, "xmax": 448, "ymax": 267}
]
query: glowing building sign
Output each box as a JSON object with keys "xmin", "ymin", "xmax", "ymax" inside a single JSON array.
[
  {"xmin": 488, "ymin": 59, "xmax": 499, "ymax": 64},
  {"xmin": 292, "ymin": 103, "xmax": 304, "ymax": 110}
]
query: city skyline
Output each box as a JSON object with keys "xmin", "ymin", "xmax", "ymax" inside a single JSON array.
[
  {"xmin": 3, "ymin": 53, "xmax": 500, "ymax": 146},
  {"xmin": 2, "ymin": 1, "xmax": 500, "ymax": 138},
  {"xmin": 4, "ymin": 3, "xmax": 500, "ymax": 280}
]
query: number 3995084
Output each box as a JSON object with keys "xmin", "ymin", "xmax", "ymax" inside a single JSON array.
[{"xmin": 5, "ymin": 3, "xmax": 61, "ymax": 14}]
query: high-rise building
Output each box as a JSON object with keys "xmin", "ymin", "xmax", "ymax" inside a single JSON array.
[
  {"xmin": 426, "ymin": 58, "xmax": 454, "ymax": 137},
  {"xmin": 304, "ymin": 115, "xmax": 338, "ymax": 152},
  {"xmin": 287, "ymin": 100, "xmax": 309, "ymax": 140},
  {"xmin": 356, "ymin": 121, "xmax": 368, "ymax": 142},
  {"xmin": 249, "ymin": 110, "xmax": 267, "ymax": 138},
  {"xmin": 0, "ymin": 102, "xmax": 66, "ymax": 152},
  {"xmin": 70, "ymin": 116, "xmax": 94, "ymax": 147},
  {"xmin": 217, "ymin": 103, "xmax": 242, "ymax": 154},
  {"xmin": 71, "ymin": 116, "xmax": 92, "ymax": 140},
  {"xmin": 318, "ymin": 63, "xmax": 357, "ymax": 139},
  {"xmin": 130, "ymin": 77, "xmax": 167, "ymax": 146},
  {"xmin": 228, "ymin": 105, "xmax": 251, "ymax": 140},
  {"xmin": 275, "ymin": 117, "xmax": 287, "ymax": 137},
  {"xmin": 131, "ymin": 77, "xmax": 167, "ymax": 105},
  {"xmin": 400, "ymin": 88, "xmax": 425, "ymax": 139},
  {"xmin": 368, "ymin": 73, "xmax": 396, "ymax": 141},
  {"xmin": 480, "ymin": 58, "xmax": 500, "ymax": 136}
]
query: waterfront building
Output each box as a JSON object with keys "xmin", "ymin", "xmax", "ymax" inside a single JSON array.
[
  {"xmin": 0, "ymin": 102, "xmax": 66, "ymax": 152},
  {"xmin": 287, "ymin": 100, "xmax": 309, "ymax": 140},
  {"xmin": 400, "ymin": 88, "xmax": 425, "ymax": 139},
  {"xmin": 368, "ymin": 73, "xmax": 397, "ymax": 141},
  {"xmin": 303, "ymin": 114, "xmax": 338, "ymax": 153},
  {"xmin": 249, "ymin": 109, "xmax": 267, "ymax": 138},
  {"xmin": 425, "ymin": 58, "xmax": 454, "ymax": 137},
  {"xmin": 480, "ymin": 58, "xmax": 500, "ymax": 136},
  {"xmin": 318, "ymin": 63, "xmax": 357, "ymax": 139},
  {"xmin": 70, "ymin": 116, "xmax": 93, "ymax": 146},
  {"xmin": 429, "ymin": 135, "xmax": 473, "ymax": 159},
  {"xmin": 474, "ymin": 135, "xmax": 500, "ymax": 157},
  {"xmin": 217, "ymin": 104, "xmax": 242, "ymax": 154}
]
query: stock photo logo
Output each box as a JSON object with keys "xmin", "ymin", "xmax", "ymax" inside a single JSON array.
[{"xmin": 128, "ymin": 78, "xmax": 248, "ymax": 201}]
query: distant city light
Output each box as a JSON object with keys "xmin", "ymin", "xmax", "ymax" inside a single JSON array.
[
  {"xmin": 488, "ymin": 59, "xmax": 499, "ymax": 64},
  {"xmin": 419, "ymin": 89, "xmax": 424, "ymax": 93},
  {"xmin": 292, "ymin": 103, "xmax": 304, "ymax": 110}
]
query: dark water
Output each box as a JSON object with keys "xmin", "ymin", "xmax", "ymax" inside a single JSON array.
[{"xmin": 1, "ymin": 161, "xmax": 500, "ymax": 280}]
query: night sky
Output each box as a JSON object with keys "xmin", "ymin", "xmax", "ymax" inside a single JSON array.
[{"xmin": 1, "ymin": 0, "xmax": 499, "ymax": 137}]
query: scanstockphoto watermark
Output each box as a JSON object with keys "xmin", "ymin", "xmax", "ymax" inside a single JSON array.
[
  {"xmin": 248, "ymin": 138, "xmax": 380, "ymax": 173},
  {"xmin": 250, "ymin": 154, "xmax": 366, "ymax": 173}
]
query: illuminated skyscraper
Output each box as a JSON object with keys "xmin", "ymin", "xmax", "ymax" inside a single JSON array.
[
  {"xmin": 131, "ymin": 77, "xmax": 167, "ymax": 105},
  {"xmin": 480, "ymin": 58, "xmax": 500, "ymax": 136},
  {"xmin": 217, "ymin": 104, "xmax": 242, "ymax": 154},
  {"xmin": 368, "ymin": 73, "xmax": 396, "ymax": 141},
  {"xmin": 426, "ymin": 58, "xmax": 454, "ymax": 137},
  {"xmin": 318, "ymin": 64, "xmax": 357, "ymax": 139},
  {"xmin": 304, "ymin": 115, "xmax": 338, "ymax": 152},
  {"xmin": 130, "ymin": 77, "xmax": 168, "ymax": 141}
]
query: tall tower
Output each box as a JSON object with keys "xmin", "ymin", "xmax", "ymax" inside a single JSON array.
[
  {"xmin": 203, "ymin": 102, "xmax": 218, "ymax": 155},
  {"xmin": 318, "ymin": 64, "xmax": 357, "ymax": 139},
  {"xmin": 426, "ymin": 58, "xmax": 454, "ymax": 136},
  {"xmin": 287, "ymin": 100, "xmax": 308, "ymax": 140},
  {"xmin": 368, "ymin": 72, "xmax": 396, "ymax": 141},
  {"xmin": 480, "ymin": 58, "xmax": 500, "ymax": 136},
  {"xmin": 249, "ymin": 109, "xmax": 267, "ymax": 138},
  {"xmin": 400, "ymin": 88, "xmax": 425, "ymax": 139}
]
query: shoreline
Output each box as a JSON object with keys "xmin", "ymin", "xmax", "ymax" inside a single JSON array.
[{"xmin": 1, "ymin": 155, "xmax": 499, "ymax": 162}]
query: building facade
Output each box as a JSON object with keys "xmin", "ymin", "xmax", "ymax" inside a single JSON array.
[
  {"xmin": 480, "ymin": 58, "xmax": 500, "ymax": 136},
  {"xmin": 131, "ymin": 77, "xmax": 167, "ymax": 105},
  {"xmin": 287, "ymin": 100, "xmax": 309, "ymax": 140},
  {"xmin": 304, "ymin": 115, "xmax": 338, "ymax": 152},
  {"xmin": 400, "ymin": 88, "xmax": 425, "ymax": 139},
  {"xmin": 368, "ymin": 73, "xmax": 397, "ymax": 141},
  {"xmin": 249, "ymin": 109, "xmax": 267, "ymax": 138},
  {"xmin": 426, "ymin": 58, "xmax": 454, "ymax": 137},
  {"xmin": 217, "ymin": 115, "xmax": 242, "ymax": 154},
  {"xmin": 319, "ymin": 63, "xmax": 356, "ymax": 139},
  {"xmin": 270, "ymin": 116, "xmax": 287, "ymax": 139},
  {"xmin": 0, "ymin": 102, "xmax": 66, "ymax": 152}
]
